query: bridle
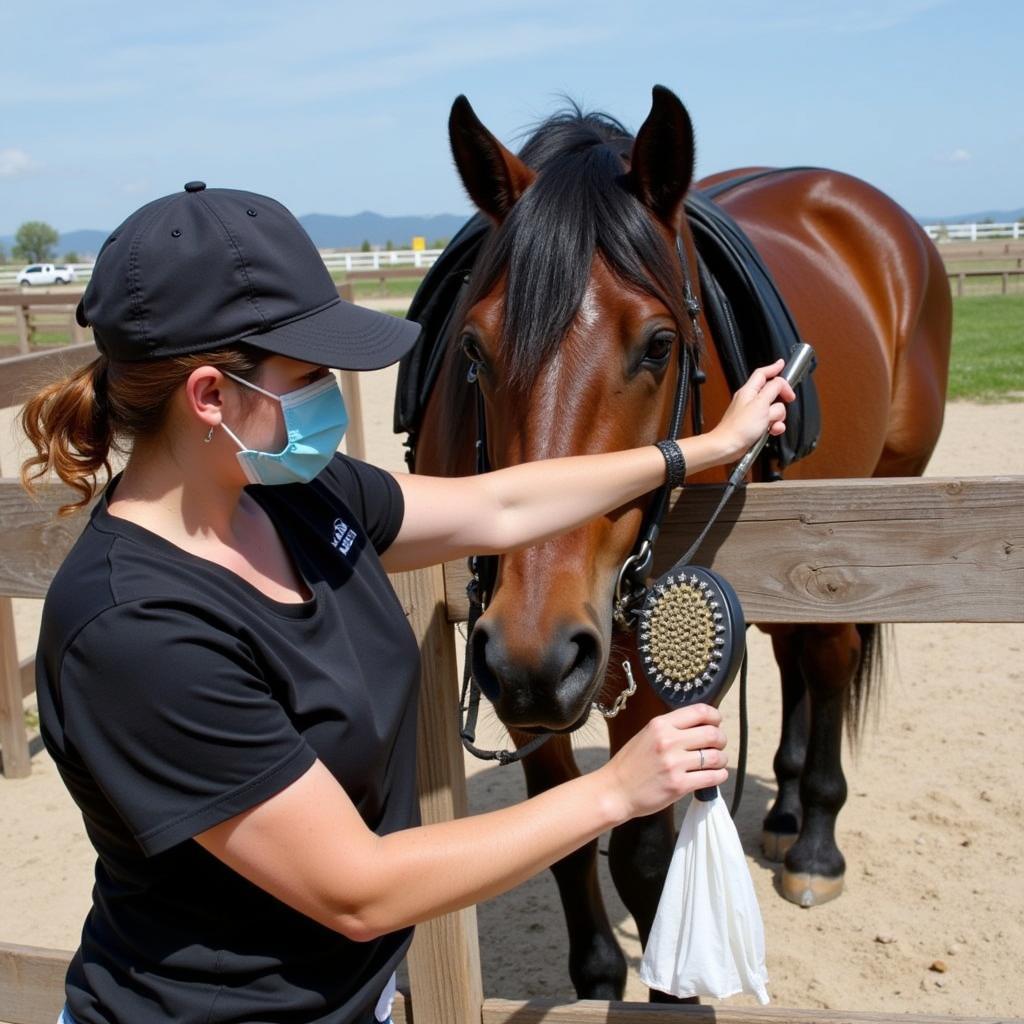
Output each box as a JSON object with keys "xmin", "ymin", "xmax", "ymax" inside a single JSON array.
[{"xmin": 459, "ymin": 236, "xmax": 708, "ymax": 765}]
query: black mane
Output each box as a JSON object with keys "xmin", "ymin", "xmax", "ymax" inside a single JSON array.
[{"xmin": 459, "ymin": 101, "xmax": 689, "ymax": 389}]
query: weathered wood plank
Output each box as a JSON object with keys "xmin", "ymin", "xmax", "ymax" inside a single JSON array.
[
  {"xmin": 0, "ymin": 597, "xmax": 30, "ymax": 778},
  {"xmin": 20, "ymin": 656, "xmax": 34, "ymax": 699},
  {"xmin": 1, "ymin": 476, "xmax": 1021, "ymax": 621},
  {"xmin": 0, "ymin": 942, "xmax": 71, "ymax": 1024},
  {"xmin": 390, "ymin": 564, "xmax": 483, "ymax": 1024},
  {"xmin": 444, "ymin": 477, "xmax": 1024, "ymax": 623},
  {"xmin": 339, "ymin": 370, "xmax": 366, "ymax": 461},
  {"xmin": 0, "ymin": 943, "xmax": 410, "ymax": 1024},
  {"xmin": 12, "ymin": 306, "xmax": 30, "ymax": 355},
  {"xmin": 341, "ymin": 266, "xmax": 429, "ymax": 281},
  {"xmin": 0, "ymin": 343, "xmax": 98, "ymax": 410},
  {"xmin": 0, "ymin": 481, "xmax": 94, "ymax": 599},
  {"xmin": 0, "ymin": 943, "xmax": 1018, "ymax": 1024},
  {"xmin": 0, "ymin": 293, "xmax": 85, "ymax": 308},
  {"xmin": 481, "ymin": 997, "xmax": 1021, "ymax": 1024},
  {"xmin": 334, "ymin": 281, "xmax": 369, "ymax": 462}
]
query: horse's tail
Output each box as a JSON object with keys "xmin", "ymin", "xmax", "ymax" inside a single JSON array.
[{"xmin": 846, "ymin": 622, "xmax": 896, "ymax": 746}]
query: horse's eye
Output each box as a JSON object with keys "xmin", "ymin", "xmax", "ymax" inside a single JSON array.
[
  {"xmin": 460, "ymin": 334, "xmax": 484, "ymax": 365},
  {"xmin": 643, "ymin": 331, "xmax": 675, "ymax": 365}
]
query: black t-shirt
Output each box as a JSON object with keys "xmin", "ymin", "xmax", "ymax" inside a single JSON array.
[{"xmin": 36, "ymin": 454, "xmax": 421, "ymax": 1024}]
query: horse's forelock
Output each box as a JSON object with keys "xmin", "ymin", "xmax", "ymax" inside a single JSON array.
[{"xmin": 459, "ymin": 104, "xmax": 690, "ymax": 390}]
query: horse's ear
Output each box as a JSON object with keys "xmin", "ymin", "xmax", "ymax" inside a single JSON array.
[
  {"xmin": 625, "ymin": 85, "xmax": 695, "ymax": 232},
  {"xmin": 449, "ymin": 95, "xmax": 536, "ymax": 224}
]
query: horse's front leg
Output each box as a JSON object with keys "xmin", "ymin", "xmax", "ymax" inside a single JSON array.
[
  {"xmin": 604, "ymin": 650, "xmax": 695, "ymax": 1004},
  {"xmin": 780, "ymin": 622, "xmax": 863, "ymax": 906},
  {"xmin": 761, "ymin": 623, "xmax": 809, "ymax": 861},
  {"xmin": 519, "ymin": 733, "xmax": 627, "ymax": 999}
]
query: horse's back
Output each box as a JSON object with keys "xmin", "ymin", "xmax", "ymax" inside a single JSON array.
[{"xmin": 698, "ymin": 167, "xmax": 952, "ymax": 479}]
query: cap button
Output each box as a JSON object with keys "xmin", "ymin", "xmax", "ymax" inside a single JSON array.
[{"xmin": 184, "ymin": 181, "xmax": 206, "ymax": 193}]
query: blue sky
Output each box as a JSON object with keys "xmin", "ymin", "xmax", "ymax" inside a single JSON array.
[{"xmin": 2, "ymin": 0, "xmax": 1020, "ymax": 235}]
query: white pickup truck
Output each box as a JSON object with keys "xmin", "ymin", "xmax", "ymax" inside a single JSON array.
[{"xmin": 17, "ymin": 263, "xmax": 77, "ymax": 286}]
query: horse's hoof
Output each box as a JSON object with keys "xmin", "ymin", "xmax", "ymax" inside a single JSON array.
[
  {"xmin": 761, "ymin": 830, "xmax": 797, "ymax": 862},
  {"xmin": 781, "ymin": 869, "xmax": 844, "ymax": 907}
]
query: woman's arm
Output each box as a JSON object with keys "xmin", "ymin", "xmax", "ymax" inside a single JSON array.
[
  {"xmin": 380, "ymin": 359, "xmax": 794, "ymax": 574},
  {"xmin": 195, "ymin": 703, "xmax": 727, "ymax": 942},
  {"xmin": 380, "ymin": 430, "xmax": 729, "ymax": 574}
]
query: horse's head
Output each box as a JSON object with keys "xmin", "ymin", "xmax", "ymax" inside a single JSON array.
[{"xmin": 449, "ymin": 86, "xmax": 705, "ymax": 733}]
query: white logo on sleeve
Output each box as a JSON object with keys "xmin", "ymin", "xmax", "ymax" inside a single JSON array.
[{"xmin": 331, "ymin": 517, "xmax": 358, "ymax": 555}]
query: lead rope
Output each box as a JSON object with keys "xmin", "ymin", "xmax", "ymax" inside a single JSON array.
[{"xmin": 731, "ymin": 648, "xmax": 748, "ymax": 817}]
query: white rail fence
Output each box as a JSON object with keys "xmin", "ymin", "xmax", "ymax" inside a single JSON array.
[
  {"xmin": 0, "ymin": 249, "xmax": 445, "ymax": 289},
  {"xmin": 4, "ymin": 222, "xmax": 1024, "ymax": 287},
  {"xmin": 923, "ymin": 221, "xmax": 1023, "ymax": 242}
]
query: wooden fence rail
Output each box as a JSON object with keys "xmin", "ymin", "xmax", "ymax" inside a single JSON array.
[
  {"xmin": 0, "ymin": 293, "xmax": 89, "ymax": 354},
  {"xmin": 2, "ymin": 941, "xmax": 1018, "ymax": 1024},
  {"xmin": 947, "ymin": 268, "xmax": 1024, "ymax": 296}
]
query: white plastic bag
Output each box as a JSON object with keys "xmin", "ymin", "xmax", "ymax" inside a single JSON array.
[{"xmin": 639, "ymin": 792, "xmax": 769, "ymax": 1004}]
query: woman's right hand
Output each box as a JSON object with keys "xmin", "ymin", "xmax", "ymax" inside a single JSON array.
[
  {"xmin": 599, "ymin": 703, "xmax": 728, "ymax": 821},
  {"xmin": 710, "ymin": 358, "xmax": 796, "ymax": 463}
]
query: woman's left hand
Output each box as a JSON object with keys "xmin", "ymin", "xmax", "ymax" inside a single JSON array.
[{"xmin": 709, "ymin": 358, "xmax": 797, "ymax": 461}]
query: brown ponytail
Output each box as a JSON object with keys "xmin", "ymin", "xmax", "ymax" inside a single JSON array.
[{"xmin": 20, "ymin": 345, "xmax": 270, "ymax": 516}]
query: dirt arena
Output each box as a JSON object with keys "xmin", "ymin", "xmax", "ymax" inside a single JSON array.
[{"xmin": 1, "ymin": 357, "xmax": 1021, "ymax": 1018}]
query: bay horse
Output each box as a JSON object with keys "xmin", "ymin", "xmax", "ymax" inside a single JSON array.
[{"xmin": 407, "ymin": 85, "xmax": 951, "ymax": 1000}]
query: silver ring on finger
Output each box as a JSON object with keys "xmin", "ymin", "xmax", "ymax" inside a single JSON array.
[{"xmin": 698, "ymin": 748, "xmax": 706, "ymax": 771}]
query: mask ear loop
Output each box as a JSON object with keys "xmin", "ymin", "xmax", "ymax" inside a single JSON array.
[
  {"xmin": 218, "ymin": 370, "xmax": 281, "ymax": 454},
  {"xmin": 218, "ymin": 420, "xmax": 251, "ymax": 453},
  {"xmin": 221, "ymin": 369, "xmax": 283, "ymax": 402}
]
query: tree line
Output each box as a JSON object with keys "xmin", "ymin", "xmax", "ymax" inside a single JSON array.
[{"xmin": 0, "ymin": 221, "xmax": 80, "ymax": 265}]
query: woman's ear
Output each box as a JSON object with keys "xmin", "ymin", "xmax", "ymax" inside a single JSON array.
[
  {"xmin": 449, "ymin": 94, "xmax": 536, "ymax": 224},
  {"xmin": 623, "ymin": 85, "xmax": 696, "ymax": 234},
  {"xmin": 184, "ymin": 366, "xmax": 227, "ymax": 433}
]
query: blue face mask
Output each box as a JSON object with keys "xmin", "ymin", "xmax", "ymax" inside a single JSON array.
[{"xmin": 219, "ymin": 371, "xmax": 349, "ymax": 486}]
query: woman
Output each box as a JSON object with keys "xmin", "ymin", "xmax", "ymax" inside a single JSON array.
[{"xmin": 22, "ymin": 182, "xmax": 794, "ymax": 1024}]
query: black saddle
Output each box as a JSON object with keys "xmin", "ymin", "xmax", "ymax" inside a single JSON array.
[{"xmin": 394, "ymin": 167, "xmax": 822, "ymax": 473}]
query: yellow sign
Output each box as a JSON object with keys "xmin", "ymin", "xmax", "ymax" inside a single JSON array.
[{"xmin": 411, "ymin": 236, "xmax": 426, "ymax": 251}]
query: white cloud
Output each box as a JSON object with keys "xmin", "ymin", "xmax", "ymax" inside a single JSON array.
[
  {"xmin": 936, "ymin": 147, "xmax": 972, "ymax": 164},
  {"xmin": 0, "ymin": 147, "xmax": 37, "ymax": 178}
]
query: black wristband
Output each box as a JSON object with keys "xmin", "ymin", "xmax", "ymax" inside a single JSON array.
[{"xmin": 655, "ymin": 439, "xmax": 687, "ymax": 488}]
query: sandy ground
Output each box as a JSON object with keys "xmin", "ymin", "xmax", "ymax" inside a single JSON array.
[{"xmin": 1, "ymin": 346, "xmax": 1022, "ymax": 1018}]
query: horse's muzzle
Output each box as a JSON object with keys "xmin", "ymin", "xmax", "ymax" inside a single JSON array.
[{"xmin": 469, "ymin": 618, "xmax": 603, "ymax": 730}]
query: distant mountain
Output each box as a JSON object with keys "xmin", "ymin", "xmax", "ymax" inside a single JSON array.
[
  {"xmin": 8, "ymin": 204, "xmax": 1018, "ymax": 261},
  {"xmin": 1, "ymin": 212, "xmax": 471, "ymax": 261},
  {"xmin": 298, "ymin": 211, "xmax": 469, "ymax": 249},
  {"xmin": 916, "ymin": 207, "xmax": 1024, "ymax": 225}
]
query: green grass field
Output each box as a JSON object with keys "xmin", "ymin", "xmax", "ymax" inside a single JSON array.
[
  {"xmin": 947, "ymin": 294, "xmax": 1024, "ymax": 402},
  {"xmin": 334, "ymin": 274, "xmax": 424, "ymax": 300}
]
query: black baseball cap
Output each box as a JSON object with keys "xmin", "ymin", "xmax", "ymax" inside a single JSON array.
[{"xmin": 76, "ymin": 181, "xmax": 421, "ymax": 370}]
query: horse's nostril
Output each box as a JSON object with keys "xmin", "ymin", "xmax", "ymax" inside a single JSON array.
[
  {"xmin": 561, "ymin": 629, "xmax": 599, "ymax": 698},
  {"xmin": 469, "ymin": 621, "xmax": 501, "ymax": 701}
]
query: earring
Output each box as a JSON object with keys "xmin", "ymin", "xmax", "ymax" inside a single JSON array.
[{"xmin": 203, "ymin": 426, "xmax": 214, "ymax": 444}]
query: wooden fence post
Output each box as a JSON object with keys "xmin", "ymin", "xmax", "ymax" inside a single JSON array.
[
  {"xmin": 390, "ymin": 564, "xmax": 484, "ymax": 1024},
  {"xmin": 0, "ymin": 942, "xmax": 72, "ymax": 1024},
  {"xmin": 70, "ymin": 310, "xmax": 86, "ymax": 344},
  {"xmin": 335, "ymin": 283, "xmax": 367, "ymax": 461},
  {"xmin": 13, "ymin": 305, "xmax": 30, "ymax": 354},
  {"xmin": 339, "ymin": 371, "xmax": 366, "ymax": 461},
  {"xmin": 0, "ymin": 595, "xmax": 31, "ymax": 778}
]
